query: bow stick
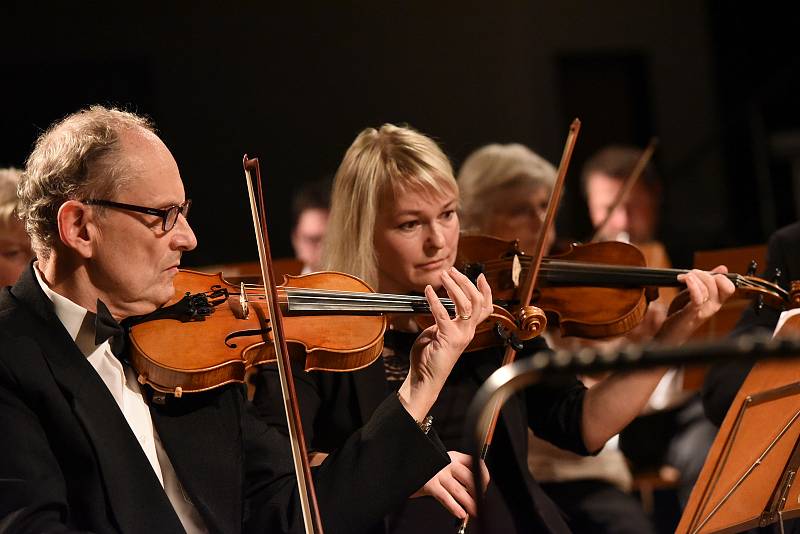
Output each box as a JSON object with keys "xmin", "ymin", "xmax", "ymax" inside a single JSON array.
[{"xmin": 243, "ymin": 155, "xmax": 324, "ymax": 534}]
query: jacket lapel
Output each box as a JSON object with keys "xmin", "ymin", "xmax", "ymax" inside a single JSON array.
[
  {"xmin": 151, "ymin": 388, "xmax": 243, "ymax": 534},
  {"xmin": 10, "ymin": 266, "xmax": 185, "ymax": 534}
]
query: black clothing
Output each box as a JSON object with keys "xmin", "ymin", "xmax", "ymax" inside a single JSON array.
[
  {"xmin": 253, "ymin": 332, "xmax": 590, "ymax": 534},
  {"xmin": 0, "ymin": 265, "xmax": 449, "ymax": 533},
  {"xmin": 540, "ymin": 480, "xmax": 657, "ymax": 534}
]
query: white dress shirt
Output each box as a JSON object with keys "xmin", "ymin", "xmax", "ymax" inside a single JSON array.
[{"xmin": 34, "ymin": 265, "xmax": 208, "ymax": 534}]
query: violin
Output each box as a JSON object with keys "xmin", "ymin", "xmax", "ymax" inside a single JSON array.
[
  {"xmin": 125, "ymin": 269, "xmax": 545, "ymax": 397},
  {"xmin": 457, "ymin": 234, "xmax": 790, "ymax": 339}
]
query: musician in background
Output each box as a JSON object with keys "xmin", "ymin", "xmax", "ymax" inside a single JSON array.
[
  {"xmin": 583, "ymin": 146, "xmax": 662, "ymax": 248},
  {"xmin": 254, "ymin": 125, "xmax": 734, "ymax": 534},
  {"xmin": 291, "ymin": 177, "xmax": 331, "ymax": 274},
  {"xmin": 0, "ymin": 167, "xmax": 32, "ymax": 286},
  {"xmin": 458, "ymin": 143, "xmax": 555, "ymax": 255},
  {"xmin": 0, "ymin": 106, "xmax": 490, "ymax": 533},
  {"xmin": 581, "ymin": 145, "xmax": 716, "ymax": 508},
  {"xmin": 459, "ymin": 143, "xmax": 656, "ymax": 534}
]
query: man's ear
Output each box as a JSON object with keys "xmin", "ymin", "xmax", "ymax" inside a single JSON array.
[{"xmin": 57, "ymin": 200, "xmax": 95, "ymax": 259}]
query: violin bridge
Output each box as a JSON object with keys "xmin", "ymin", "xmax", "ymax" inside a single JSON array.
[
  {"xmin": 512, "ymin": 254, "xmax": 521, "ymax": 288},
  {"xmin": 229, "ymin": 282, "xmax": 250, "ymax": 320}
]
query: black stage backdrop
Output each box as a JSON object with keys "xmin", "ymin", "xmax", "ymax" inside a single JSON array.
[{"xmin": 1, "ymin": 1, "xmax": 798, "ymax": 268}]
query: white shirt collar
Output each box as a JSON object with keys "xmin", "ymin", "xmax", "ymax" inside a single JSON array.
[{"xmin": 33, "ymin": 262, "xmax": 98, "ymax": 355}]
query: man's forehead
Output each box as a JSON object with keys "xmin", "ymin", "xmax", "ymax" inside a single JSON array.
[{"xmin": 113, "ymin": 128, "xmax": 185, "ymax": 202}]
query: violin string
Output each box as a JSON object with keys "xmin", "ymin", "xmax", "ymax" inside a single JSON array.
[{"xmin": 237, "ymin": 286, "xmax": 459, "ymax": 313}]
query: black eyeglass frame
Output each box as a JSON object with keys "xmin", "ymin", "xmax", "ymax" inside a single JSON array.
[{"xmin": 82, "ymin": 198, "xmax": 192, "ymax": 232}]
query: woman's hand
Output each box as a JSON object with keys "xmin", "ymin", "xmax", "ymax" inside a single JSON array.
[
  {"xmin": 398, "ymin": 267, "xmax": 493, "ymax": 422},
  {"xmin": 411, "ymin": 451, "xmax": 490, "ymax": 519},
  {"xmin": 656, "ymin": 265, "xmax": 736, "ymax": 345}
]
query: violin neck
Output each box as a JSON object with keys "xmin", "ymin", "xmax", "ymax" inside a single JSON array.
[{"xmin": 538, "ymin": 260, "xmax": 732, "ymax": 288}]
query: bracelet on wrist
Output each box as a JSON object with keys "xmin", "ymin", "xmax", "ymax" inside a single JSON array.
[{"xmin": 396, "ymin": 391, "xmax": 433, "ymax": 434}]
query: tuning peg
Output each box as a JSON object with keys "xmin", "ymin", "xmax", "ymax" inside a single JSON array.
[
  {"xmin": 773, "ymin": 267, "xmax": 782, "ymax": 283},
  {"xmin": 747, "ymin": 260, "xmax": 758, "ymax": 276}
]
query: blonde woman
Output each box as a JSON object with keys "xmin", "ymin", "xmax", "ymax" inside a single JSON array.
[{"xmin": 254, "ymin": 126, "xmax": 733, "ymax": 534}]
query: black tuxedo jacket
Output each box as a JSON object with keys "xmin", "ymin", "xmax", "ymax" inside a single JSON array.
[
  {"xmin": 253, "ymin": 338, "xmax": 588, "ymax": 534},
  {"xmin": 702, "ymin": 221, "xmax": 800, "ymax": 426},
  {"xmin": 0, "ymin": 266, "xmax": 448, "ymax": 533}
]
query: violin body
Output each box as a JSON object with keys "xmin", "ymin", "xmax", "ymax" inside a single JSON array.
[
  {"xmin": 458, "ymin": 235, "xmax": 655, "ymax": 338},
  {"xmin": 128, "ymin": 270, "xmax": 386, "ymax": 396},
  {"xmin": 536, "ymin": 241, "xmax": 655, "ymax": 338}
]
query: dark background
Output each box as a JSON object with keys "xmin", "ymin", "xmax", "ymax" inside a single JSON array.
[{"xmin": 2, "ymin": 1, "xmax": 798, "ymax": 269}]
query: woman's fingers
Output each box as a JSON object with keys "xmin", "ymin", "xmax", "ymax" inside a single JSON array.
[
  {"xmin": 440, "ymin": 474, "xmax": 477, "ymax": 517},
  {"xmin": 429, "ymin": 480, "xmax": 468, "ymax": 519},
  {"xmin": 440, "ymin": 269, "xmax": 473, "ymax": 320},
  {"xmin": 440, "ymin": 268, "xmax": 493, "ymax": 328},
  {"xmin": 415, "ymin": 452, "xmax": 488, "ymax": 519},
  {"xmin": 424, "ymin": 284, "xmax": 452, "ymax": 329},
  {"xmin": 677, "ymin": 271, "xmax": 708, "ymax": 306},
  {"xmin": 711, "ymin": 265, "xmax": 736, "ymax": 299},
  {"xmin": 476, "ymin": 273, "xmax": 494, "ymax": 321},
  {"xmin": 677, "ymin": 267, "xmax": 734, "ymax": 310},
  {"xmin": 447, "ymin": 453, "xmax": 478, "ymax": 497}
]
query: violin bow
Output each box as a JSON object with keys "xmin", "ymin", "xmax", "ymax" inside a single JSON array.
[
  {"xmin": 458, "ymin": 119, "xmax": 581, "ymax": 534},
  {"xmin": 243, "ymin": 155, "xmax": 324, "ymax": 534},
  {"xmin": 589, "ymin": 137, "xmax": 658, "ymax": 243}
]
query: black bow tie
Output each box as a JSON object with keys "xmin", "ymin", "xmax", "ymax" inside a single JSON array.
[{"xmin": 94, "ymin": 299, "xmax": 127, "ymax": 360}]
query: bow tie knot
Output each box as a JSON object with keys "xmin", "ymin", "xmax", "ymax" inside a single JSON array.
[{"xmin": 94, "ymin": 299, "xmax": 127, "ymax": 360}]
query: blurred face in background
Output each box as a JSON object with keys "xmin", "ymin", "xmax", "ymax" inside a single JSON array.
[
  {"xmin": 291, "ymin": 207, "xmax": 329, "ymax": 272},
  {"xmin": 585, "ymin": 172, "xmax": 658, "ymax": 243},
  {"xmin": 0, "ymin": 219, "xmax": 32, "ymax": 286},
  {"xmin": 481, "ymin": 183, "xmax": 555, "ymax": 255}
]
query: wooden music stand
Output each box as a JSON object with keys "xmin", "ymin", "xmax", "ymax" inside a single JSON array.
[
  {"xmin": 677, "ymin": 314, "xmax": 800, "ymax": 533},
  {"xmin": 683, "ymin": 244, "xmax": 767, "ymax": 391}
]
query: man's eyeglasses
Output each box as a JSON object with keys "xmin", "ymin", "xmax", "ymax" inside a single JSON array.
[{"xmin": 82, "ymin": 199, "xmax": 192, "ymax": 232}]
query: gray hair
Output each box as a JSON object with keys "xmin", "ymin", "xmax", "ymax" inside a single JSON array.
[
  {"xmin": 458, "ymin": 143, "xmax": 556, "ymax": 231},
  {"xmin": 19, "ymin": 105, "xmax": 154, "ymax": 258}
]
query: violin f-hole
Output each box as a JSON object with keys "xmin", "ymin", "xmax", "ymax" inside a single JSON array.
[{"xmin": 225, "ymin": 327, "xmax": 272, "ymax": 348}]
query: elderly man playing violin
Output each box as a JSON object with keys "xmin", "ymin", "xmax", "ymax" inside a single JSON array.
[{"xmin": 0, "ymin": 106, "xmax": 495, "ymax": 534}]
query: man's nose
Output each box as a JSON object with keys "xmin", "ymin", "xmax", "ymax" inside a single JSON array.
[
  {"xmin": 172, "ymin": 214, "xmax": 198, "ymax": 251},
  {"xmin": 610, "ymin": 207, "xmax": 628, "ymax": 233}
]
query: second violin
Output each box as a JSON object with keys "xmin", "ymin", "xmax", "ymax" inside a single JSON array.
[{"xmin": 457, "ymin": 234, "xmax": 790, "ymax": 339}]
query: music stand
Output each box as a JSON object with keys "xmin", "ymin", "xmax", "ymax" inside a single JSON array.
[{"xmin": 678, "ymin": 314, "xmax": 800, "ymax": 533}]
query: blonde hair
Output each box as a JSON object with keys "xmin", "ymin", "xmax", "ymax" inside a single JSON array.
[
  {"xmin": 458, "ymin": 143, "xmax": 556, "ymax": 231},
  {"xmin": 0, "ymin": 167, "xmax": 23, "ymax": 229},
  {"xmin": 323, "ymin": 124, "xmax": 457, "ymax": 288},
  {"xmin": 19, "ymin": 105, "xmax": 154, "ymax": 258}
]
